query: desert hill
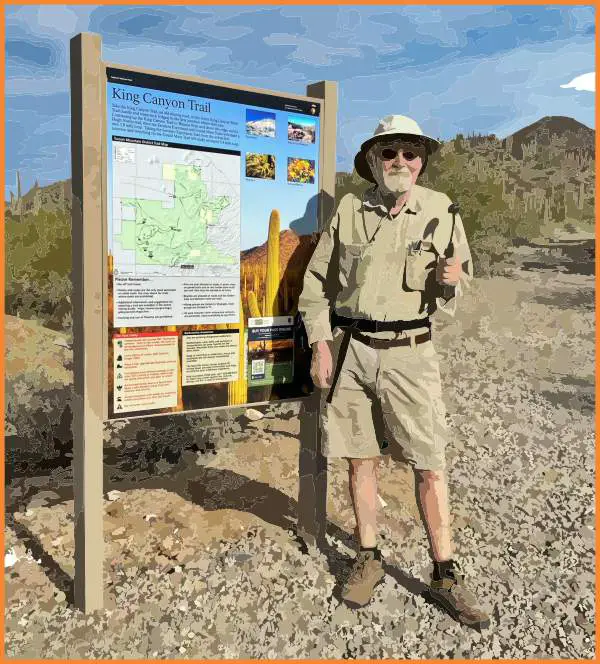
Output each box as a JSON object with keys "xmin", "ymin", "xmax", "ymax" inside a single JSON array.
[{"xmin": 504, "ymin": 116, "xmax": 594, "ymax": 159}]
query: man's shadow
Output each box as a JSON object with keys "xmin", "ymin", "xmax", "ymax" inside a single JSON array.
[
  {"xmin": 185, "ymin": 464, "xmax": 428, "ymax": 603},
  {"xmin": 6, "ymin": 438, "xmax": 427, "ymax": 610}
]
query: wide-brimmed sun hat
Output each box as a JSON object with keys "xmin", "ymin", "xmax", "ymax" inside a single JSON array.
[{"xmin": 354, "ymin": 115, "xmax": 441, "ymax": 183}]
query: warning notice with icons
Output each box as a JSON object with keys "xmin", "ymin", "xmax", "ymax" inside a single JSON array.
[{"xmin": 112, "ymin": 332, "xmax": 179, "ymax": 413}]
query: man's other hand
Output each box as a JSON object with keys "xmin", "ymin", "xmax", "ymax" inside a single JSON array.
[
  {"xmin": 437, "ymin": 256, "xmax": 462, "ymax": 286},
  {"xmin": 310, "ymin": 340, "xmax": 333, "ymax": 388}
]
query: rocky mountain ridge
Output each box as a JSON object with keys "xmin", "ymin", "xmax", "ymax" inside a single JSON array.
[{"xmin": 504, "ymin": 115, "xmax": 594, "ymax": 159}]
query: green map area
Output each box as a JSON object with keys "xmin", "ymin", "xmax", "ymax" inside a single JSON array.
[{"xmin": 115, "ymin": 164, "xmax": 234, "ymax": 267}]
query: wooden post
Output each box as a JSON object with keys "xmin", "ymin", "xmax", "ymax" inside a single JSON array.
[
  {"xmin": 307, "ymin": 81, "xmax": 338, "ymax": 233},
  {"xmin": 70, "ymin": 32, "xmax": 105, "ymax": 612},
  {"xmin": 296, "ymin": 80, "xmax": 337, "ymax": 548}
]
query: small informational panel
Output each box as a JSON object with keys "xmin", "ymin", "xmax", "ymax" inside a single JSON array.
[
  {"xmin": 247, "ymin": 316, "xmax": 295, "ymax": 387},
  {"xmin": 112, "ymin": 332, "xmax": 179, "ymax": 414},
  {"xmin": 181, "ymin": 330, "xmax": 240, "ymax": 386},
  {"xmin": 106, "ymin": 67, "xmax": 320, "ymax": 418}
]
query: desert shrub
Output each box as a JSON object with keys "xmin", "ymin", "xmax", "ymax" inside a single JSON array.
[
  {"xmin": 470, "ymin": 230, "xmax": 512, "ymax": 276},
  {"xmin": 5, "ymin": 316, "xmax": 73, "ymax": 475},
  {"xmin": 5, "ymin": 370, "xmax": 73, "ymax": 475},
  {"xmin": 467, "ymin": 209, "xmax": 516, "ymax": 275},
  {"xmin": 5, "ymin": 209, "xmax": 72, "ymax": 333}
]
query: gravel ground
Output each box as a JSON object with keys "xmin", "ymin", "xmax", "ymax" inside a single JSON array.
[{"xmin": 4, "ymin": 267, "xmax": 595, "ymax": 658}]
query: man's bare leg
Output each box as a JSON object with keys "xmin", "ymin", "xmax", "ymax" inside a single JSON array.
[
  {"xmin": 348, "ymin": 458, "xmax": 379, "ymax": 548},
  {"xmin": 415, "ymin": 468, "xmax": 490, "ymax": 628},
  {"xmin": 414, "ymin": 468, "xmax": 453, "ymax": 561},
  {"xmin": 342, "ymin": 457, "xmax": 386, "ymax": 606}
]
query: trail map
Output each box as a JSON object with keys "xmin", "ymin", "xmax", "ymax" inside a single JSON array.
[{"xmin": 112, "ymin": 141, "xmax": 240, "ymax": 278}]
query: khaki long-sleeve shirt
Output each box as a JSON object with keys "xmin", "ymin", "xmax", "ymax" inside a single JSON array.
[{"xmin": 298, "ymin": 184, "xmax": 473, "ymax": 345}]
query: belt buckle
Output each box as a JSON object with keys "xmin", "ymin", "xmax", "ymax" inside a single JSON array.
[
  {"xmin": 395, "ymin": 329, "xmax": 408, "ymax": 347},
  {"xmin": 400, "ymin": 329, "xmax": 416, "ymax": 349}
]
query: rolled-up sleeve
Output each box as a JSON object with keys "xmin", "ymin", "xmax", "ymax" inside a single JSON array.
[
  {"xmin": 297, "ymin": 205, "xmax": 340, "ymax": 345},
  {"xmin": 436, "ymin": 202, "xmax": 473, "ymax": 317}
]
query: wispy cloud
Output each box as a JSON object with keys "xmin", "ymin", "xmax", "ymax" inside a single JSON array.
[
  {"xmin": 560, "ymin": 72, "xmax": 595, "ymax": 92},
  {"xmin": 5, "ymin": 5, "xmax": 596, "ymax": 195}
]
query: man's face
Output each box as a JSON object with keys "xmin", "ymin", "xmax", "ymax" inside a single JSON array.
[{"xmin": 367, "ymin": 139, "xmax": 426, "ymax": 197}]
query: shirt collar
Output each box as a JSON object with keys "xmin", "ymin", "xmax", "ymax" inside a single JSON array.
[{"xmin": 362, "ymin": 185, "xmax": 421, "ymax": 216}]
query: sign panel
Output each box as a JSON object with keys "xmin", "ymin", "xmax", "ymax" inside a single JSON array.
[
  {"xmin": 106, "ymin": 68, "xmax": 321, "ymax": 418},
  {"xmin": 247, "ymin": 316, "xmax": 295, "ymax": 387}
]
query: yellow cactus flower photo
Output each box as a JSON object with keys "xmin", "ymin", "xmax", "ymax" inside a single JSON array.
[{"xmin": 287, "ymin": 157, "xmax": 315, "ymax": 184}]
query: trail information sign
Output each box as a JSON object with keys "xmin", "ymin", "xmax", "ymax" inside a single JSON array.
[
  {"xmin": 105, "ymin": 68, "xmax": 327, "ymax": 419},
  {"xmin": 71, "ymin": 32, "xmax": 335, "ymax": 611}
]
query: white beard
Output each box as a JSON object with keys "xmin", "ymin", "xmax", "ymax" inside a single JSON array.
[{"xmin": 381, "ymin": 169, "xmax": 412, "ymax": 196}]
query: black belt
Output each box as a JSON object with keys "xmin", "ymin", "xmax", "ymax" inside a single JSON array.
[
  {"xmin": 330, "ymin": 312, "xmax": 431, "ymax": 334},
  {"xmin": 352, "ymin": 329, "xmax": 431, "ymax": 349},
  {"xmin": 325, "ymin": 313, "xmax": 431, "ymax": 404}
]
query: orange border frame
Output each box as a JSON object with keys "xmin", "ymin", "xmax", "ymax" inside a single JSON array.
[
  {"xmin": 1, "ymin": 2, "xmax": 597, "ymax": 662},
  {"xmin": 1, "ymin": 1, "xmax": 5, "ymax": 660},
  {"xmin": 0, "ymin": 0, "xmax": 594, "ymax": 5}
]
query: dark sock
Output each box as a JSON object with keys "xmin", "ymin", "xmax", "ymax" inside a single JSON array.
[
  {"xmin": 433, "ymin": 558, "xmax": 456, "ymax": 580},
  {"xmin": 360, "ymin": 545, "xmax": 382, "ymax": 561}
]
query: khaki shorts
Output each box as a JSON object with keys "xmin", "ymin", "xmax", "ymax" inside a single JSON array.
[{"xmin": 320, "ymin": 329, "xmax": 448, "ymax": 470}]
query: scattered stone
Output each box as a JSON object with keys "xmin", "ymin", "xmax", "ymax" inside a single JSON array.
[
  {"xmin": 5, "ymin": 549, "xmax": 19, "ymax": 568},
  {"xmin": 4, "ymin": 270, "xmax": 595, "ymax": 659},
  {"xmin": 244, "ymin": 408, "xmax": 264, "ymax": 422}
]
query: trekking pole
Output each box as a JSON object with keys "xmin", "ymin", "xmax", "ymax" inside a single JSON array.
[
  {"xmin": 441, "ymin": 202, "xmax": 460, "ymax": 299},
  {"xmin": 445, "ymin": 202, "xmax": 460, "ymax": 259}
]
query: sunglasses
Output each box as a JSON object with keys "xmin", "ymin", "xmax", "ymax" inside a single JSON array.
[{"xmin": 379, "ymin": 147, "xmax": 424, "ymax": 162}]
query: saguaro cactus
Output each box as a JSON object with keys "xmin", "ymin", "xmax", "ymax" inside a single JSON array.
[
  {"xmin": 264, "ymin": 209, "xmax": 280, "ymax": 317},
  {"xmin": 247, "ymin": 291, "xmax": 262, "ymax": 318},
  {"xmin": 228, "ymin": 294, "xmax": 248, "ymax": 405}
]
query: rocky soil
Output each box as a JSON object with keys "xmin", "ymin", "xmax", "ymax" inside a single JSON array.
[{"xmin": 4, "ymin": 265, "xmax": 595, "ymax": 658}]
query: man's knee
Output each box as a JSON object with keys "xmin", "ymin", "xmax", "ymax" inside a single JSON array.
[
  {"xmin": 414, "ymin": 467, "xmax": 446, "ymax": 485},
  {"xmin": 348, "ymin": 457, "xmax": 379, "ymax": 474}
]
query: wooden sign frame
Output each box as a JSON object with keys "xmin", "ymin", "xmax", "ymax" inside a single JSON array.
[{"xmin": 70, "ymin": 32, "xmax": 336, "ymax": 612}]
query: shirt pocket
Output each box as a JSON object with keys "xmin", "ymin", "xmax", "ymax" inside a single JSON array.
[
  {"xmin": 405, "ymin": 242, "xmax": 438, "ymax": 291},
  {"xmin": 339, "ymin": 243, "xmax": 363, "ymax": 288}
]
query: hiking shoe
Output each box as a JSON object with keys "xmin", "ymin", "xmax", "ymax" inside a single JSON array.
[
  {"xmin": 341, "ymin": 550, "xmax": 385, "ymax": 607},
  {"xmin": 424, "ymin": 562, "xmax": 490, "ymax": 630}
]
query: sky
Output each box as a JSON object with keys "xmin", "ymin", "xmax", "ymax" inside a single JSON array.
[{"xmin": 5, "ymin": 4, "xmax": 596, "ymax": 198}]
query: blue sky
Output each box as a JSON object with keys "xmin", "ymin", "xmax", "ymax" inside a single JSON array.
[{"xmin": 5, "ymin": 4, "xmax": 596, "ymax": 198}]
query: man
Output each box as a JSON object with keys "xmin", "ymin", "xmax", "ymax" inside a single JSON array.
[{"xmin": 298, "ymin": 115, "xmax": 489, "ymax": 629}]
